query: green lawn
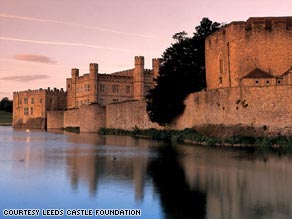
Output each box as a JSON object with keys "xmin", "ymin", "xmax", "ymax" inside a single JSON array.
[{"xmin": 0, "ymin": 110, "xmax": 12, "ymax": 125}]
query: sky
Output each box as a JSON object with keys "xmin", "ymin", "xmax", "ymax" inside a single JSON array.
[{"xmin": 0, "ymin": 0, "xmax": 291, "ymax": 99}]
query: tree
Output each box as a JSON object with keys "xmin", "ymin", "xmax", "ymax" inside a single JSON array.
[
  {"xmin": 146, "ymin": 18, "xmax": 221, "ymax": 126},
  {"xmin": 0, "ymin": 97, "xmax": 13, "ymax": 113}
]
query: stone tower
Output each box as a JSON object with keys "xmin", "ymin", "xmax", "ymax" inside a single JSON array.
[
  {"xmin": 89, "ymin": 63, "xmax": 98, "ymax": 103},
  {"xmin": 68, "ymin": 68, "xmax": 79, "ymax": 108},
  {"xmin": 90, "ymin": 63, "xmax": 98, "ymax": 79},
  {"xmin": 152, "ymin": 58, "xmax": 162, "ymax": 79},
  {"xmin": 133, "ymin": 56, "xmax": 145, "ymax": 100}
]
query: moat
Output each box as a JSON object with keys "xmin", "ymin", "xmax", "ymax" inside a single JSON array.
[{"xmin": 1, "ymin": 126, "xmax": 292, "ymax": 219}]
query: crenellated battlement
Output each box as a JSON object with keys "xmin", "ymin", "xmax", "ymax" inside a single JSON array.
[
  {"xmin": 144, "ymin": 69, "xmax": 153, "ymax": 75},
  {"xmin": 97, "ymin": 73, "xmax": 133, "ymax": 82},
  {"xmin": 206, "ymin": 17, "xmax": 292, "ymax": 48},
  {"xmin": 13, "ymin": 87, "xmax": 65, "ymax": 96},
  {"xmin": 111, "ymin": 69, "xmax": 134, "ymax": 77}
]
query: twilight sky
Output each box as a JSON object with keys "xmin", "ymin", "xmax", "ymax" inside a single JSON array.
[{"xmin": 0, "ymin": 0, "xmax": 291, "ymax": 99}]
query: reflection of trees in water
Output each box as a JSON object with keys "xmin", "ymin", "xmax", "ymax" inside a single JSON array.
[{"xmin": 148, "ymin": 146, "xmax": 206, "ymax": 219}]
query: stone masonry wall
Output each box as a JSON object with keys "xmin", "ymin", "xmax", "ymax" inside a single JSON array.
[
  {"xmin": 106, "ymin": 100, "xmax": 162, "ymax": 130},
  {"xmin": 47, "ymin": 85, "xmax": 292, "ymax": 136},
  {"xmin": 64, "ymin": 109, "xmax": 80, "ymax": 128},
  {"xmin": 47, "ymin": 111, "xmax": 64, "ymax": 129},
  {"xmin": 173, "ymin": 85, "xmax": 292, "ymax": 136},
  {"xmin": 79, "ymin": 104, "xmax": 106, "ymax": 132},
  {"xmin": 206, "ymin": 17, "xmax": 292, "ymax": 90}
]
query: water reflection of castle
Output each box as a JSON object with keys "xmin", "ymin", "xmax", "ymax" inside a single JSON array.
[
  {"xmin": 65, "ymin": 134, "xmax": 157, "ymax": 201},
  {"xmin": 15, "ymin": 132, "xmax": 292, "ymax": 219}
]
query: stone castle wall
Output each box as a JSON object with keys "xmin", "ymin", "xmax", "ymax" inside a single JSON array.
[
  {"xmin": 48, "ymin": 104, "xmax": 106, "ymax": 133},
  {"xmin": 172, "ymin": 85, "xmax": 292, "ymax": 136},
  {"xmin": 206, "ymin": 17, "xmax": 292, "ymax": 90},
  {"xmin": 47, "ymin": 84, "xmax": 292, "ymax": 136},
  {"xmin": 47, "ymin": 110, "xmax": 64, "ymax": 129},
  {"xmin": 106, "ymin": 100, "xmax": 162, "ymax": 130}
]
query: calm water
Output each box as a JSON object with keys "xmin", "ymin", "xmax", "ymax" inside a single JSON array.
[{"xmin": 1, "ymin": 126, "xmax": 292, "ymax": 219}]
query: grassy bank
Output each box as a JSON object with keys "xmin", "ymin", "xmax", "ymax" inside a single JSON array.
[
  {"xmin": 98, "ymin": 127, "xmax": 292, "ymax": 151},
  {"xmin": 64, "ymin": 126, "xmax": 80, "ymax": 133},
  {"xmin": 0, "ymin": 111, "xmax": 12, "ymax": 126}
]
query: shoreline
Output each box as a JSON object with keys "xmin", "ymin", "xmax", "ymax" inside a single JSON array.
[{"xmin": 98, "ymin": 127, "xmax": 292, "ymax": 152}]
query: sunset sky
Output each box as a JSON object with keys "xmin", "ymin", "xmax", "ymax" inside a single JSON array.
[{"xmin": 1, "ymin": 0, "xmax": 291, "ymax": 99}]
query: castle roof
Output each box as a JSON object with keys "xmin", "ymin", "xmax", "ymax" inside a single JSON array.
[
  {"xmin": 242, "ymin": 68, "xmax": 274, "ymax": 79},
  {"xmin": 282, "ymin": 66, "xmax": 292, "ymax": 76}
]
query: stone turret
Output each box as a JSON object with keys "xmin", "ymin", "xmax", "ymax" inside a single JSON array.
[
  {"xmin": 90, "ymin": 63, "xmax": 98, "ymax": 79},
  {"xmin": 152, "ymin": 58, "xmax": 162, "ymax": 79},
  {"xmin": 133, "ymin": 56, "xmax": 145, "ymax": 100},
  {"xmin": 71, "ymin": 68, "xmax": 79, "ymax": 82}
]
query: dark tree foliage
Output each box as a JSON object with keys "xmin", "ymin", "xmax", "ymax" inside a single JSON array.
[
  {"xmin": 146, "ymin": 18, "xmax": 221, "ymax": 125},
  {"xmin": 0, "ymin": 97, "xmax": 13, "ymax": 113}
]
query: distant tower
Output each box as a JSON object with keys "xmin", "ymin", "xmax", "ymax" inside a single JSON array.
[
  {"xmin": 89, "ymin": 63, "xmax": 98, "ymax": 103},
  {"xmin": 133, "ymin": 56, "xmax": 145, "ymax": 100},
  {"xmin": 152, "ymin": 58, "xmax": 162, "ymax": 79},
  {"xmin": 68, "ymin": 68, "xmax": 79, "ymax": 108},
  {"xmin": 90, "ymin": 63, "xmax": 98, "ymax": 79}
]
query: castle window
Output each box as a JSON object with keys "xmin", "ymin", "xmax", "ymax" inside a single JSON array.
[
  {"xmin": 68, "ymin": 84, "xmax": 70, "ymax": 89},
  {"xmin": 219, "ymin": 58, "xmax": 224, "ymax": 74},
  {"xmin": 219, "ymin": 54, "xmax": 224, "ymax": 84},
  {"xmin": 24, "ymin": 107, "xmax": 29, "ymax": 115},
  {"xmin": 99, "ymin": 99, "xmax": 105, "ymax": 105},
  {"xmin": 84, "ymin": 84, "xmax": 90, "ymax": 92},
  {"xmin": 126, "ymin": 86, "xmax": 131, "ymax": 93},
  {"xmin": 112, "ymin": 85, "xmax": 119, "ymax": 93},
  {"xmin": 24, "ymin": 98, "xmax": 28, "ymax": 104},
  {"xmin": 31, "ymin": 98, "xmax": 34, "ymax": 104},
  {"xmin": 255, "ymin": 80, "xmax": 259, "ymax": 85},
  {"xmin": 277, "ymin": 80, "xmax": 281, "ymax": 84},
  {"xmin": 113, "ymin": 99, "xmax": 119, "ymax": 103},
  {"xmin": 30, "ymin": 107, "xmax": 33, "ymax": 115},
  {"xmin": 266, "ymin": 80, "xmax": 270, "ymax": 84},
  {"xmin": 100, "ymin": 84, "xmax": 105, "ymax": 92},
  {"xmin": 40, "ymin": 98, "xmax": 42, "ymax": 104}
]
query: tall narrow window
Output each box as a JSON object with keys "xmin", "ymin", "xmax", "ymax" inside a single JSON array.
[
  {"xmin": 84, "ymin": 84, "xmax": 90, "ymax": 92},
  {"xmin": 112, "ymin": 85, "xmax": 118, "ymax": 93},
  {"xmin": 24, "ymin": 98, "xmax": 28, "ymax": 104},
  {"xmin": 126, "ymin": 86, "xmax": 131, "ymax": 94},
  {"xmin": 24, "ymin": 107, "xmax": 29, "ymax": 115},
  {"xmin": 30, "ymin": 107, "xmax": 33, "ymax": 115},
  {"xmin": 219, "ymin": 55, "xmax": 224, "ymax": 84},
  {"xmin": 100, "ymin": 84, "xmax": 105, "ymax": 92},
  {"xmin": 31, "ymin": 98, "xmax": 34, "ymax": 104}
]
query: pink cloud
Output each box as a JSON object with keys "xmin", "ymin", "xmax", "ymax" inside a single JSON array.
[
  {"xmin": 14, "ymin": 54, "xmax": 56, "ymax": 64},
  {"xmin": 0, "ymin": 75, "xmax": 50, "ymax": 82}
]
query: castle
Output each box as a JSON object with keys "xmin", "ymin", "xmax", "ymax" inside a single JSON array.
[
  {"xmin": 66, "ymin": 56, "xmax": 161, "ymax": 108},
  {"xmin": 13, "ymin": 56, "xmax": 161, "ymax": 128},
  {"xmin": 206, "ymin": 16, "xmax": 292, "ymax": 89},
  {"xmin": 13, "ymin": 16, "xmax": 292, "ymax": 136}
]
